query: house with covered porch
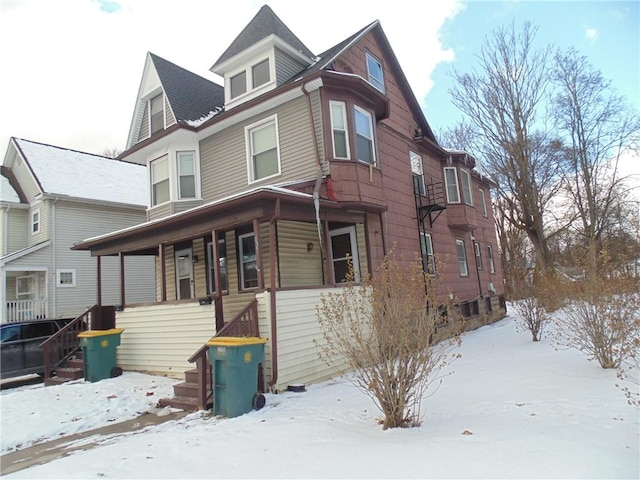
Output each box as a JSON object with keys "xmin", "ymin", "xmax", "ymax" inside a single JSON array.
[{"xmin": 72, "ymin": 5, "xmax": 506, "ymax": 398}]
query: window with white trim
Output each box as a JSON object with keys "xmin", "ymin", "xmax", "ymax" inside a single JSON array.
[
  {"xmin": 444, "ymin": 167, "xmax": 460, "ymax": 203},
  {"xmin": 230, "ymin": 71, "xmax": 247, "ymax": 99},
  {"xmin": 239, "ymin": 232, "xmax": 258, "ymax": 289},
  {"xmin": 420, "ymin": 232, "xmax": 435, "ymax": 275},
  {"xmin": 150, "ymin": 155, "xmax": 170, "ymax": 206},
  {"xmin": 149, "ymin": 93, "xmax": 164, "ymax": 135},
  {"xmin": 17, "ymin": 275, "xmax": 36, "ymax": 299},
  {"xmin": 246, "ymin": 115, "xmax": 281, "ymax": 183},
  {"xmin": 460, "ymin": 169, "xmax": 473, "ymax": 205},
  {"xmin": 31, "ymin": 208, "xmax": 40, "ymax": 234},
  {"xmin": 475, "ymin": 242, "xmax": 483, "ymax": 270},
  {"xmin": 410, "ymin": 151, "xmax": 425, "ymax": 196},
  {"xmin": 456, "ymin": 239, "xmax": 469, "ymax": 276},
  {"xmin": 366, "ymin": 52, "xmax": 385, "ymax": 93},
  {"xmin": 56, "ymin": 269, "xmax": 76, "ymax": 288},
  {"xmin": 252, "ymin": 58, "xmax": 270, "ymax": 89},
  {"xmin": 227, "ymin": 55, "xmax": 274, "ymax": 103},
  {"xmin": 487, "ymin": 245, "xmax": 496, "ymax": 274},
  {"xmin": 177, "ymin": 151, "xmax": 196, "ymax": 199},
  {"xmin": 354, "ymin": 106, "xmax": 376, "ymax": 165},
  {"xmin": 480, "ymin": 188, "xmax": 488, "ymax": 216},
  {"xmin": 207, "ymin": 237, "xmax": 228, "ymax": 294},
  {"xmin": 330, "ymin": 101, "xmax": 350, "ymax": 159}
]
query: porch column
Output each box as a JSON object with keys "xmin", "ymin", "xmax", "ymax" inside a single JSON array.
[
  {"xmin": 253, "ymin": 218, "xmax": 264, "ymax": 290},
  {"xmin": 119, "ymin": 252, "xmax": 126, "ymax": 307},
  {"xmin": 212, "ymin": 230, "xmax": 224, "ymax": 331},
  {"xmin": 96, "ymin": 255, "xmax": 102, "ymax": 306},
  {"xmin": 157, "ymin": 243, "xmax": 166, "ymax": 302}
]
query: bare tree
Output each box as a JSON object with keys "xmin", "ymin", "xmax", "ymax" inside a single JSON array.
[
  {"xmin": 316, "ymin": 252, "xmax": 460, "ymax": 430},
  {"xmin": 552, "ymin": 49, "xmax": 640, "ymax": 277},
  {"xmin": 100, "ymin": 147, "xmax": 122, "ymax": 158},
  {"xmin": 449, "ymin": 22, "xmax": 565, "ymax": 276}
]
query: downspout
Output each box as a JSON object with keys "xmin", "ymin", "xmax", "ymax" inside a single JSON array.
[
  {"xmin": 51, "ymin": 197, "xmax": 59, "ymax": 318},
  {"xmin": 268, "ymin": 198, "xmax": 280, "ymax": 390}
]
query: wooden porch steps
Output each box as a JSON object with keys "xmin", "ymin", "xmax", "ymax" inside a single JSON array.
[
  {"xmin": 158, "ymin": 369, "xmax": 210, "ymax": 411},
  {"xmin": 44, "ymin": 352, "xmax": 84, "ymax": 387}
]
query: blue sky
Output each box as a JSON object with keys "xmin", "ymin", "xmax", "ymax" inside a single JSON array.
[
  {"xmin": 425, "ymin": 0, "xmax": 640, "ymax": 134},
  {"xmin": 0, "ymin": 0, "xmax": 637, "ymax": 166}
]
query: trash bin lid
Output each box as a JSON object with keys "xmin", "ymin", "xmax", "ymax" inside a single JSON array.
[
  {"xmin": 78, "ymin": 328, "xmax": 125, "ymax": 338},
  {"xmin": 206, "ymin": 336, "xmax": 267, "ymax": 346}
]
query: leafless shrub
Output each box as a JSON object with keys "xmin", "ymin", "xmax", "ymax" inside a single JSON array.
[
  {"xmin": 511, "ymin": 274, "xmax": 565, "ymax": 341},
  {"xmin": 616, "ymin": 352, "xmax": 640, "ymax": 410},
  {"xmin": 555, "ymin": 276, "xmax": 640, "ymax": 369},
  {"xmin": 315, "ymin": 251, "xmax": 460, "ymax": 430}
]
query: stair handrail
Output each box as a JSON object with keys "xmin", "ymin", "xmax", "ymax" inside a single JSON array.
[
  {"xmin": 186, "ymin": 298, "xmax": 260, "ymax": 410},
  {"xmin": 40, "ymin": 305, "xmax": 95, "ymax": 381}
]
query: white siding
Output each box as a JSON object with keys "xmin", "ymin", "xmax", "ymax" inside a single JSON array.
[
  {"xmin": 115, "ymin": 302, "xmax": 216, "ymax": 377},
  {"xmin": 6, "ymin": 208, "xmax": 27, "ymax": 254},
  {"xmin": 9, "ymin": 151, "xmax": 40, "ymax": 202}
]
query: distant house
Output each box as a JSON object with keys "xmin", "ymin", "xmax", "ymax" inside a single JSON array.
[
  {"xmin": 1, "ymin": 138, "xmax": 156, "ymax": 322},
  {"xmin": 73, "ymin": 5, "xmax": 506, "ymax": 393}
]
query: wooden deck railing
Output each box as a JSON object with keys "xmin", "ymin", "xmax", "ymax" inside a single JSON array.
[
  {"xmin": 5, "ymin": 299, "xmax": 48, "ymax": 322},
  {"xmin": 187, "ymin": 299, "xmax": 259, "ymax": 410}
]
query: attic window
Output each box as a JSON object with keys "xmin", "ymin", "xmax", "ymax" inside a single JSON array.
[
  {"xmin": 366, "ymin": 52, "xmax": 385, "ymax": 93},
  {"xmin": 231, "ymin": 71, "xmax": 247, "ymax": 99},
  {"xmin": 149, "ymin": 94, "xmax": 164, "ymax": 134},
  {"xmin": 252, "ymin": 58, "xmax": 270, "ymax": 89}
]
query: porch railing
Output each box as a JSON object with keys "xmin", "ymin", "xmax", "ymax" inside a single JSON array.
[
  {"xmin": 5, "ymin": 299, "xmax": 48, "ymax": 322},
  {"xmin": 40, "ymin": 305, "xmax": 116, "ymax": 382},
  {"xmin": 187, "ymin": 299, "xmax": 259, "ymax": 410}
]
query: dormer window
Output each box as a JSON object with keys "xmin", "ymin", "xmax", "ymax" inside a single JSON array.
[
  {"xmin": 366, "ymin": 52, "xmax": 385, "ymax": 93},
  {"xmin": 225, "ymin": 54, "xmax": 275, "ymax": 108},
  {"xmin": 252, "ymin": 58, "xmax": 270, "ymax": 89},
  {"xmin": 149, "ymin": 93, "xmax": 165, "ymax": 134},
  {"xmin": 231, "ymin": 71, "xmax": 247, "ymax": 99}
]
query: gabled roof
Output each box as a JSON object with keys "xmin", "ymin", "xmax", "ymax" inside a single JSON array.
[
  {"xmin": 211, "ymin": 4, "xmax": 314, "ymax": 70},
  {"xmin": 149, "ymin": 53, "xmax": 224, "ymax": 124},
  {"xmin": 11, "ymin": 138, "xmax": 148, "ymax": 207},
  {"xmin": 0, "ymin": 166, "xmax": 26, "ymax": 203}
]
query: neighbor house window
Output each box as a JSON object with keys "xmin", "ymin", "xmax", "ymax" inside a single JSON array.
[
  {"xmin": 246, "ymin": 115, "xmax": 280, "ymax": 182},
  {"xmin": 460, "ymin": 169, "xmax": 473, "ymax": 205},
  {"xmin": 252, "ymin": 58, "xmax": 270, "ymax": 89},
  {"xmin": 444, "ymin": 167, "xmax": 460, "ymax": 203},
  {"xmin": 456, "ymin": 239, "xmax": 469, "ymax": 276},
  {"xmin": 239, "ymin": 232, "xmax": 258, "ymax": 289},
  {"xmin": 487, "ymin": 245, "xmax": 496, "ymax": 274},
  {"xmin": 149, "ymin": 93, "xmax": 164, "ymax": 134},
  {"xmin": 420, "ymin": 232, "xmax": 435, "ymax": 275},
  {"xmin": 475, "ymin": 242, "xmax": 483, "ymax": 270},
  {"xmin": 31, "ymin": 209, "xmax": 40, "ymax": 234},
  {"xmin": 177, "ymin": 151, "xmax": 196, "ymax": 199},
  {"xmin": 207, "ymin": 237, "xmax": 228, "ymax": 294},
  {"xmin": 354, "ymin": 106, "xmax": 375, "ymax": 165},
  {"xmin": 480, "ymin": 189, "xmax": 488, "ymax": 217},
  {"xmin": 230, "ymin": 71, "xmax": 247, "ymax": 99},
  {"xmin": 56, "ymin": 269, "xmax": 76, "ymax": 288},
  {"xmin": 366, "ymin": 52, "xmax": 385, "ymax": 93},
  {"xmin": 151, "ymin": 155, "xmax": 170, "ymax": 206},
  {"xmin": 410, "ymin": 151, "xmax": 425, "ymax": 196},
  {"xmin": 330, "ymin": 101, "xmax": 350, "ymax": 159}
]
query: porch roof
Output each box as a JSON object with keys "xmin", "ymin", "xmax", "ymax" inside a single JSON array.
[
  {"xmin": 0, "ymin": 241, "xmax": 50, "ymax": 267},
  {"xmin": 72, "ymin": 185, "xmax": 385, "ymax": 257}
]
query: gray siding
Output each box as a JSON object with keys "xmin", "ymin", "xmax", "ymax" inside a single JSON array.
[
  {"xmin": 138, "ymin": 101, "xmax": 150, "ymax": 143},
  {"xmin": 165, "ymin": 95, "xmax": 176, "ymax": 127},
  {"xmin": 8, "ymin": 209, "xmax": 27, "ymax": 254},
  {"xmin": 277, "ymin": 221, "xmax": 324, "ymax": 287},
  {"xmin": 275, "ymin": 48, "xmax": 306, "ymax": 86},
  {"xmin": 200, "ymin": 96, "xmax": 319, "ymax": 203},
  {"xmin": 28, "ymin": 202, "xmax": 48, "ymax": 246},
  {"xmin": 9, "ymin": 152, "xmax": 40, "ymax": 202}
]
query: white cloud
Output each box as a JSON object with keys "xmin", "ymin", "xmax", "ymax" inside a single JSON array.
[
  {"xmin": 0, "ymin": 0, "xmax": 462, "ymax": 157},
  {"xmin": 585, "ymin": 26, "xmax": 599, "ymax": 42}
]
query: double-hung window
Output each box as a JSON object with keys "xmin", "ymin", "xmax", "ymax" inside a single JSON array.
[
  {"xmin": 149, "ymin": 93, "xmax": 164, "ymax": 135},
  {"xmin": 177, "ymin": 151, "xmax": 196, "ymax": 199},
  {"xmin": 410, "ymin": 151, "xmax": 425, "ymax": 196},
  {"xmin": 31, "ymin": 209, "xmax": 40, "ymax": 234},
  {"xmin": 239, "ymin": 232, "xmax": 258, "ymax": 290},
  {"xmin": 366, "ymin": 52, "xmax": 385, "ymax": 93},
  {"xmin": 354, "ymin": 106, "xmax": 375, "ymax": 165},
  {"xmin": 444, "ymin": 167, "xmax": 460, "ymax": 203},
  {"xmin": 420, "ymin": 232, "xmax": 435, "ymax": 275},
  {"xmin": 252, "ymin": 58, "xmax": 270, "ymax": 89},
  {"xmin": 487, "ymin": 245, "xmax": 496, "ymax": 274},
  {"xmin": 230, "ymin": 71, "xmax": 247, "ymax": 99},
  {"xmin": 151, "ymin": 155, "xmax": 170, "ymax": 206},
  {"xmin": 330, "ymin": 101, "xmax": 350, "ymax": 159},
  {"xmin": 456, "ymin": 239, "xmax": 469, "ymax": 276},
  {"xmin": 480, "ymin": 189, "xmax": 488, "ymax": 216},
  {"xmin": 460, "ymin": 169, "xmax": 473, "ymax": 205},
  {"xmin": 207, "ymin": 237, "xmax": 228, "ymax": 294},
  {"xmin": 474, "ymin": 242, "xmax": 483, "ymax": 270},
  {"xmin": 246, "ymin": 115, "xmax": 280, "ymax": 183}
]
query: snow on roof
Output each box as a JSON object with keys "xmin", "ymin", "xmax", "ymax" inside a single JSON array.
[
  {"xmin": 15, "ymin": 139, "xmax": 147, "ymax": 206},
  {"xmin": 0, "ymin": 174, "xmax": 21, "ymax": 203},
  {"xmin": 185, "ymin": 106, "xmax": 224, "ymax": 127}
]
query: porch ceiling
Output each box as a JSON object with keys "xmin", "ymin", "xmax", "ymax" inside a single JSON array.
[{"xmin": 73, "ymin": 187, "xmax": 384, "ymax": 257}]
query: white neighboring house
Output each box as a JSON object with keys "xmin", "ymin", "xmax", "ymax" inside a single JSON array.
[{"xmin": 1, "ymin": 138, "xmax": 156, "ymax": 323}]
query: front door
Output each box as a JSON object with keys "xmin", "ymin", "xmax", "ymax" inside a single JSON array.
[
  {"xmin": 175, "ymin": 248, "xmax": 194, "ymax": 300},
  {"xmin": 329, "ymin": 226, "xmax": 361, "ymax": 283}
]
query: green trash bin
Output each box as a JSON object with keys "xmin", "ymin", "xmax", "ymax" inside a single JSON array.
[
  {"xmin": 206, "ymin": 336, "xmax": 267, "ymax": 418},
  {"xmin": 78, "ymin": 328, "xmax": 124, "ymax": 382}
]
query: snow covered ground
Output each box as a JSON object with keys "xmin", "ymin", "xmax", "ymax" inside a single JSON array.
[{"xmin": 1, "ymin": 314, "xmax": 638, "ymax": 479}]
